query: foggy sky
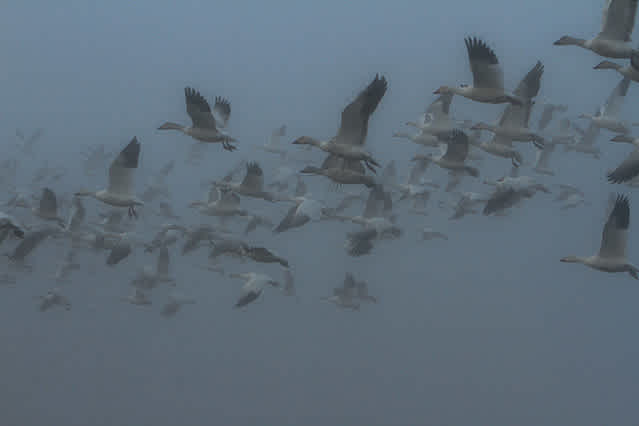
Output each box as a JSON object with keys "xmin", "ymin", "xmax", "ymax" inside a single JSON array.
[{"xmin": 2, "ymin": 1, "xmax": 639, "ymax": 425}]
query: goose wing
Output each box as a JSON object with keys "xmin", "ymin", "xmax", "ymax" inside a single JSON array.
[
  {"xmin": 336, "ymin": 74, "xmax": 387, "ymax": 146},
  {"xmin": 465, "ymin": 37, "xmax": 504, "ymax": 90},
  {"xmin": 607, "ymin": 148, "xmax": 639, "ymax": 183},
  {"xmin": 40, "ymin": 188, "xmax": 58, "ymax": 215},
  {"xmin": 212, "ymin": 96, "xmax": 231, "ymax": 129},
  {"xmin": 598, "ymin": 194, "xmax": 629, "ymax": 259},
  {"xmin": 363, "ymin": 185, "xmax": 392, "ymax": 219},
  {"xmin": 185, "ymin": 87, "xmax": 218, "ymax": 130},
  {"xmin": 425, "ymin": 93, "xmax": 453, "ymax": 124},
  {"xmin": 442, "ymin": 130, "xmax": 470, "ymax": 163},
  {"xmin": 601, "ymin": 77, "xmax": 630, "ymax": 118},
  {"xmin": 599, "ymin": 0, "xmax": 638, "ymax": 42},
  {"xmin": 108, "ymin": 137, "xmax": 140, "ymax": 196},
  {"xmin": 240, "ymin": 162, "xmax": 265, "ymax": 192}
]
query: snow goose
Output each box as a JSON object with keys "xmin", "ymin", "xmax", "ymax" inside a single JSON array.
[
  {"xmin": 38, "ymin": 288, "xmax": 71, "ymax": 312},
  {"xmin": 538, "ymin": 104, "xmax": 568, "ymax": 131},
  {"xmin": 6, "ymin": 225, "xmax": 59, "ymax": 266},
  {"xmin": 159, "ymin": 87, "xmax": 237, "ymax": 151},
  {"xmin": 75, "ymin": 137, "xmax": 143, "ymax": 218},
  {"xmin": 566, "ymin": 118, "xmax": 602, "ymax": 158},
  {"xmin": 554, "ymin": 0, "xmax": 638, "ymax": 58},
  {"xmin": 189, "ymin": 186, "xmax": 249, "ymax": 219},
  {"xmin": 258, "ymin": 125, "xmax": 288, "ymax": 158},
  {"xmin": 405, "ymin": 93, "xmax": 456, "ymax": 136},
  {"xmin": 321, "ymin": 274, "xmax": 361, "ymax": 311},
  {"xmin": 15, "ymin": 128, "xmax": 43, "ymax": 157},
  {"xmin": 561, "ymin": 194, "xmax": 638, "ymax": 278},
  {"xmin": 434, "ymin": 37, "xmax": 523, "ymax": 105},
  {"xmin": 594, "ymin": 50, "xmax": 639, "ymax": 82},
  {"xmin": 274, "ymin": 195, "xmax": 327, "ymax": 233},
  {"xmin": 215, "ymin": 162, "xmax": 277, "ymax": 201},
  {"xmin": 161, "ymin": 294, "xmax": 196, "ymax": 318},
  {"xmin": 293, "ymin": 74, "xmax": 387, "ymax": 173},
  {"xmin": 471, "ymin": 61, "xmax": 545, "ymax": 149},
  {"xmin": 483, "ymin": 176, "xmax": 550, "ymax": 215},
  {"xmin": 579, "ymin": 78, "xmax": 631, "ymax": 134},
  {"xmin": 230, "ymin": 272, "xmax": 280, "ymax": 308},
  {"xmin": 449, "ymin": 192, "xmax": 489, "ymax": 220},
  {"xmin": 412, "ymin": 130, "xmax": 480, "ymax": 178}
]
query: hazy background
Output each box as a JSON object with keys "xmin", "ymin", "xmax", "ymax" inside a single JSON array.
[{"xmin": 2, "ymin": 1, "xmax": 639, "ymax": 425}]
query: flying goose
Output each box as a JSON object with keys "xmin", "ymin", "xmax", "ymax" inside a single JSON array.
[
  {"xmin": 274, "ymin": 195, "xmax": 328, "ymax": 233},
  {"xmin": 483, "ymin": 176, "xmax": 550, "ymax": 215},
  {"xmin": 215, "ymin": 162, "xmax": 277, "ymax": 201},
  {"xmin": 189, "ymin": 186, "xmax": 248, "ymax": 219},
  {"xmin": 405, "ymin": 93, "xmax": 456, "ymax": 136},
  {"xmin": 230, "ymin": 272, "xmax": 280, "ymax": 308},
  {"xmin": 471, "ymin": 61, "xmax": 545, "ymax": 149},
  {"xmin": 75, "ymin": 137, "xmax": 143, "ymax": 218},
  {"xmin": 538, "ymin": 104, "xmax": 568, "ymax": 131},
  {"xmin": 434, "ymin": 37, "xmax": 523, "ymax": 105},
  {"xmin": 579, "ymin": 78, "xmax": 631, "ymax": 134},
  {"xmin": 412, "ymin": 130, "xmax": 480, "ymax": 178},
  {"xmin": 561, "ymin": 194, "xmax": 638, "ymax": 278},
  {"xmin": 449, "ymin": 192, "xmax": 489, "ymax": 220},
  {"xmin": 554, "ymin": 0, "xmax": 638, "ymax": 58},
  {"xmin": 159, "ymin": 87, "xmax": 237, "ymax": 151},
  {"xmin": 6, "ymin": 225, "xmax": 60, "ymax": 266},
  {"xmin": 294, "ymin": 74, "xmax": 387, "ymax": 174},
  {"xmin": 392, "ymin": 130, "xmax": 441, "ymax": 148},
  {"xmin": 258, "ymin": 125, "xmax": 288, "ymax": 157},
  {"xmin": 321, "ymin": 274, "xmax": 361, "ymax": 311},
  {"xmin": 565, "ymin": 118, "xmax": 602, "ymax": 158},
  {"xmin": 594, "ymin": 49, "xmax": 639, "ymax": 82},
  {"xmin": 161, "ymin": 294, "xmax": 196, "ymax": 318},
  {"xmin": 38, "ymin": 288, "xmax": 71, "ymax": 312}
]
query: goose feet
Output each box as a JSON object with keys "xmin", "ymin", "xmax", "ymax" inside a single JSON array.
[
  {"xmin": 222, "ymin": 141, "xmax": 237, "ymax": 151},
  {"xmin": 128, "ymin": 206, "xmax": 138, "ymax": 219}
]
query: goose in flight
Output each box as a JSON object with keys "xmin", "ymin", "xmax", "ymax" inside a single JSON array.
[
  {"xmin": 161, "ymin": 294, "xmax": 196, "ymax": 318},
  {"xmin": 405, "ymin": 93, "xmax": 456, "ymax": 137},
  {"xmin": 565, "ymin": 118, "xmax": 602, "ymax": 158},
  {"xmin": 274, "ymin": 195, "xmax": 328, "ymax": 233},
  {"xmin": 554, "ymin": 0, "xmax": 638, "ymax": 58},
  {"xmin": 412, "ymin": 130, "xmax": 480, "ymax": 178},
  {"xmin": 258, "ymin": 125, "xmax": 288, "ymax": 157},
  {"xmin": 230, "ymin": 272, "xmax": 280, "ymax": 308},
  {"xmin": 579, "ymin": 78, "xmax": 631, "ymax": 134},
  {"xmin": 294, "ymin": 74, "xmax": 387, "ymax": 174},
  {"xmin": 594, "ymin": 49, "xmax": 639, "ymax": 82},
  {"xmin": 449, "ymin": 192, "xmax": 489, "ymax": 220},
  {"xmin": 38, "ymin": 288, "xmax": 71, "ymax": 312},
  {"xmin": 471, "ymin": 61, "xmax": 545, "ymax": 149},
  {"xmin": 434, "ymin": 37, "xmax": 523, "ymax": 106},
  {"xmin": 483, "ymin": 176, "xmax": 550, "ymax": 215},
  {"xmin": 75, "ymin": 137, "xmax": 143, "ymax": 218},
  {"xmin": 159, "ymin": 87, "xmax": 237, "ymax": 151},
  {"xmin": 214, "ymin": 162, "xmax": 277, "ymax": 201},
  {"xmin": 561, "ymin": 194, "xmax": 638, "ymax": 278},
  {"xmin": 538, "ymin": 104, "xmax": 568, "ymax": 131},
  {"xmin": 321, "ymin": 274, "xmax": 361, "ymax": 311}
]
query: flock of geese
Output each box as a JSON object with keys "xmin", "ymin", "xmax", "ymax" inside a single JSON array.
[{"xmin": 4, "ymin": 0, "xmax": 639, "ymax": 314}]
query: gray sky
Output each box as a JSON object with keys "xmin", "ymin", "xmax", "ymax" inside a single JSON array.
[{"xmin": 2, "ymin": 1, "xmax": 639, "ymax": 425}]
